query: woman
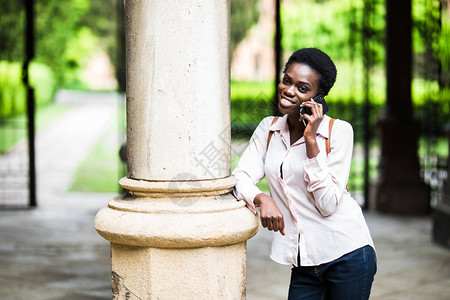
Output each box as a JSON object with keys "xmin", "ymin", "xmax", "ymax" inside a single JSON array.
[{"xmin": 232, "ymin": 48, "xmax": 376, "ymax": 299}]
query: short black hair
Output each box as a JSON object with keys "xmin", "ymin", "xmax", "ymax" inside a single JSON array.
[{"xmin": 283, "ymin": 48, "xmax": 337, "ymax": 96}]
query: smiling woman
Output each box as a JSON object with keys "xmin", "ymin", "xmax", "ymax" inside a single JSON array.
[{"xmin": 232, "ymin": 48, "xmax": 377, "ymax": 300}]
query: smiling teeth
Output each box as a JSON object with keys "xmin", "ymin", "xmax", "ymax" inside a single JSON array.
[{"xmin": 282, "ymin": 98, "xmax": 295, "ymax": 104}]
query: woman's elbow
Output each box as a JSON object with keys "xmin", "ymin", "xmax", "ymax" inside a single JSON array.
[{"xmin": 316, "ymin": 198, "xmax": 338, "ymax": 217}]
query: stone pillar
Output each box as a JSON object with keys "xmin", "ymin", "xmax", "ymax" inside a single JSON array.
[
  {"xmin": 95, "ymin": 1, "xmax": 260, "ymax": 299},
  {"xmin": 432, "ymin": 124, "xmax": 450, "ymax": 248},
  {"xmin": 374, "ymin": 0, "xmax": 430, "ymax": 214}
]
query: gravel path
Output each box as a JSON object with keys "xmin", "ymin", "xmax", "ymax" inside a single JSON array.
[
  {"xmin": 0, "ymin": 90, "xmax": 120, "ymax": 206},
  {"xmin": 37, "ymin": 90, "xmax": 119, "ymax": 198}
]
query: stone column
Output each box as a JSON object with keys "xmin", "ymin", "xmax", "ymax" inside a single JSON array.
[
  {"xmin": 94, "ymin": 1, "xmax": 260, "ymax": 299},
  {"xmin": 374, "ymin": 0, "xmax": 430, "ymax": 214}
]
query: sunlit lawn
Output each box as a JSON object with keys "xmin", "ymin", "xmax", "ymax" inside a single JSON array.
[{"xmin": 69, "ymin": 104, "xmax": 125, "ymax": 193}]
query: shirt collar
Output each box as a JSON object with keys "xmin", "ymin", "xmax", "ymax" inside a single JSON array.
[
  {"xmin": 317, "ymin": 115, "xmax": 332, "ymax": 139},
  {"xmin": 269, "ymin": 114, "xmax": 332, "ymax": 139},
  {"xmin": 269, "ymin": 114, "xmax": 288, "ymax": 131}
]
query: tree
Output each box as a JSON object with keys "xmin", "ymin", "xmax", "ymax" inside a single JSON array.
[
  {"xmin": 0, "ymin": 1, "xmax": 24, "ymax": 61},
  {"xmin": 34, "ymin": 0, "xmax": 90, "ymax": 86},
  {"xmin": 231, "ymin": 0, "xmax": 260, "ymax": 53}
]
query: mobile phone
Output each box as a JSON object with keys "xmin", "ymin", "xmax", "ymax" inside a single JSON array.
[{"xmin": 299, "ymin": 94, "xmax": 328, "ymax": 116}]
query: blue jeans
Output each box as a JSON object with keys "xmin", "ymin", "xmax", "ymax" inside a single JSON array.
[{"xmin": 288, "ymin": 245, "xmax": 377, "ymax": 300}]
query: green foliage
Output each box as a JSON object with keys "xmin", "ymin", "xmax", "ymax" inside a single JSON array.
[
  {"xmin": 413, "ymin": 0, "xmax": 442, "ymax": 81},
  {"xmin": 80, "ymin": 0, "xmax": 119, "ymax": 60},
  {"xmin": 282, "ymin": 1, "xmax": 348, "ymax": 59},
  {"xmin": 0, "ymin": 1, "xmax": 24, "ymax": 61},
  {"xmin": 229, "ymin": 73, "xmax": 449, "ymax": 140},
  {"xmin": 63, "ymin": 27, "xmax": 102, "ymax": 90},
  {"xmin": 230, "ymin": 80, "xmax": 273, "ymax": 138},
  {"xmin": 231, "ymin": 80, "xmax": 274, "ymax": 103},
  {"xmin": 439, "ymin": 6, "xmax": 450, "ymax": 73},
  {"xmin": 80, "ymin": 0, "xmax": 123, "ymax": 90},
  {"xmin": 282, "ymin": 0, "xmax": 385, "ymax": 64},
  {"xmin": 231, "ymin": 0, "xmax": 260, "ymax": 53},
  {"xmin": 34, "ymin": 0, "xmax": 91, "ymax": 86},
  {"xmin": 0, "ymin": 0, "xmax": 93, "ymax": 90},
  {"xmin": 0, "ymin": 61, "xmax": 56, "ymax": 118}
]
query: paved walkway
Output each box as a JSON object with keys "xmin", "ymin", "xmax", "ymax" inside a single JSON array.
[{"xmin": 0, "ymin": 91, "xmax": 449, "ymax": 299}]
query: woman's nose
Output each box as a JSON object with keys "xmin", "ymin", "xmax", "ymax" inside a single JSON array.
[{"xmin": 286, "ymin": 85, "xmax": 295, "ymax": 95}]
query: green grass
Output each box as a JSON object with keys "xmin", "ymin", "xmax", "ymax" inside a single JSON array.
[{"xmin": 69, "ymin": 105, "xmax": 126, "ymax": 193}]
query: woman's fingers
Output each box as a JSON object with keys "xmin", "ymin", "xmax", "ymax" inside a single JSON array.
[
  {"xmin": 261, "ymin": 214, "xmax": 285, "ymax": 235},
  {"xmin": 302, "ymin": 99, "xmax": 323, "ymax": 117},
  {"xmin": 300, "ymin": 100, "xmax": 324, "ymax": 126},
  {"xmin": 257, "ymin": 194, "xmax": 285, "ymax": 235},
  {"xmin": 278, "ymin": 216, "xmax": 285, "ymax": 235},
  {"xmin": 261, "ymin": 217, "xmax": 267, "ymax": 229},
  {"xmin": 311, "ymin": 101, "xmax": 323, "ymax": 117}
]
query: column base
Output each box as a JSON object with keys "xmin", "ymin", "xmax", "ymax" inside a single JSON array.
[
  {"xmin": 111, "ymin": 243, "xmax": 247, "ymax": 299},
  {"xmin": 95, "ymin": 193, "xmax": 259, "ymax": 248},
  {"xmin": 94, "ymin": 177, "xmax": 260, "ymax": 299}
]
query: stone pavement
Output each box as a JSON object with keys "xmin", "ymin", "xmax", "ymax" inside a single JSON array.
[{"xmin": 1, "ymin": 91, "xmax": 450, "ymax": 299}]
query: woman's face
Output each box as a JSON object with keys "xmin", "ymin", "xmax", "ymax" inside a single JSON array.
[{"xmin": 278, "ymin": 62, "xmax": 321, "ymax": 117}]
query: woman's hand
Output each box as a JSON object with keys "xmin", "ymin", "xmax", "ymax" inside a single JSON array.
[
  {"xmin": 300, "ymin": 99, "xmax": 324, "ymax": 158},
  {"xmin": 254, "ymin": 193, "xmax": 285, "ymax": 235}
]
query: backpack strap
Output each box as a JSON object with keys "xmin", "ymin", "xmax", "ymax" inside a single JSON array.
[
  {"xmin": 325, "ymin": 118, "xmax": 336, "ymax": 155},
  {"xmin": 266, "ymin": 116, "xmax": 280, "ymax": 151},
  {"xmin": 325, "ymin": 118, "xmax": 348, "ymax": 190}
]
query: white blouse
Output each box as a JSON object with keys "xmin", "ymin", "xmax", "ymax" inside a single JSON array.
[{"xmin": 232, "ymin": 114, "xmax": 374, "ymax": 267}]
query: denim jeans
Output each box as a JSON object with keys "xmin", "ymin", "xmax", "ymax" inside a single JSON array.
[{"xmin": 288, "ymin": 245, "xmax": 377, "ymax": 300}]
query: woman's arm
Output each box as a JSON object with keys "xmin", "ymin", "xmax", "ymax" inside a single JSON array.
[
  {"xmin": 232, "ymin": 117, "xmax": 285, "ymax": 234},
  {"xmin": 304, "ymin": 120, "xmax": 354, "ymax": 216},
  {"xmin": 232, "ymin": 117, "xmax": 273, "ymax": 212}
]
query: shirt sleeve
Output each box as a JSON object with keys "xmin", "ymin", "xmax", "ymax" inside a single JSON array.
[
  {"xmin": 232, "ymin": 117, "xmax": 274, "ymax": 214},
  {"xmin": 303, "ymin": 120, "xmax": 354, "ymax": 216}
]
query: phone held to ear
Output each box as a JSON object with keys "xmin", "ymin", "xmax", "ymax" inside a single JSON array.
[{"xmin": 299, "ymin": 94, "xmax": 328, "ymax": 125}]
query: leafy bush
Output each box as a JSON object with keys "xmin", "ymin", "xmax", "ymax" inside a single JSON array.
[
  {"xmin": 63, "ymin": 27, "xmax": 102, "ymax": 90},
  {"xmin": 230, "ymin": 77, "xmax": 449, "ymax": 140},
  {"xmin": 0, "ymin": 61, "xmax": 56, "ymax": 118}
]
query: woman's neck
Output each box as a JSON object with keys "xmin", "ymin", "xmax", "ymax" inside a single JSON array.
[{"xmin": 287, "ymin": 114, "xmax": 305, "ymax": 145}]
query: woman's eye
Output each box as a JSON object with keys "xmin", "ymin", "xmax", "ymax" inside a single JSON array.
[
  {"xmin": 282, "ymin": 77, "xmax": 290, "ymax": 85},
  {"xmin": 297, "ymin": 86, "xmax": 307, "ymax": 93}
]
